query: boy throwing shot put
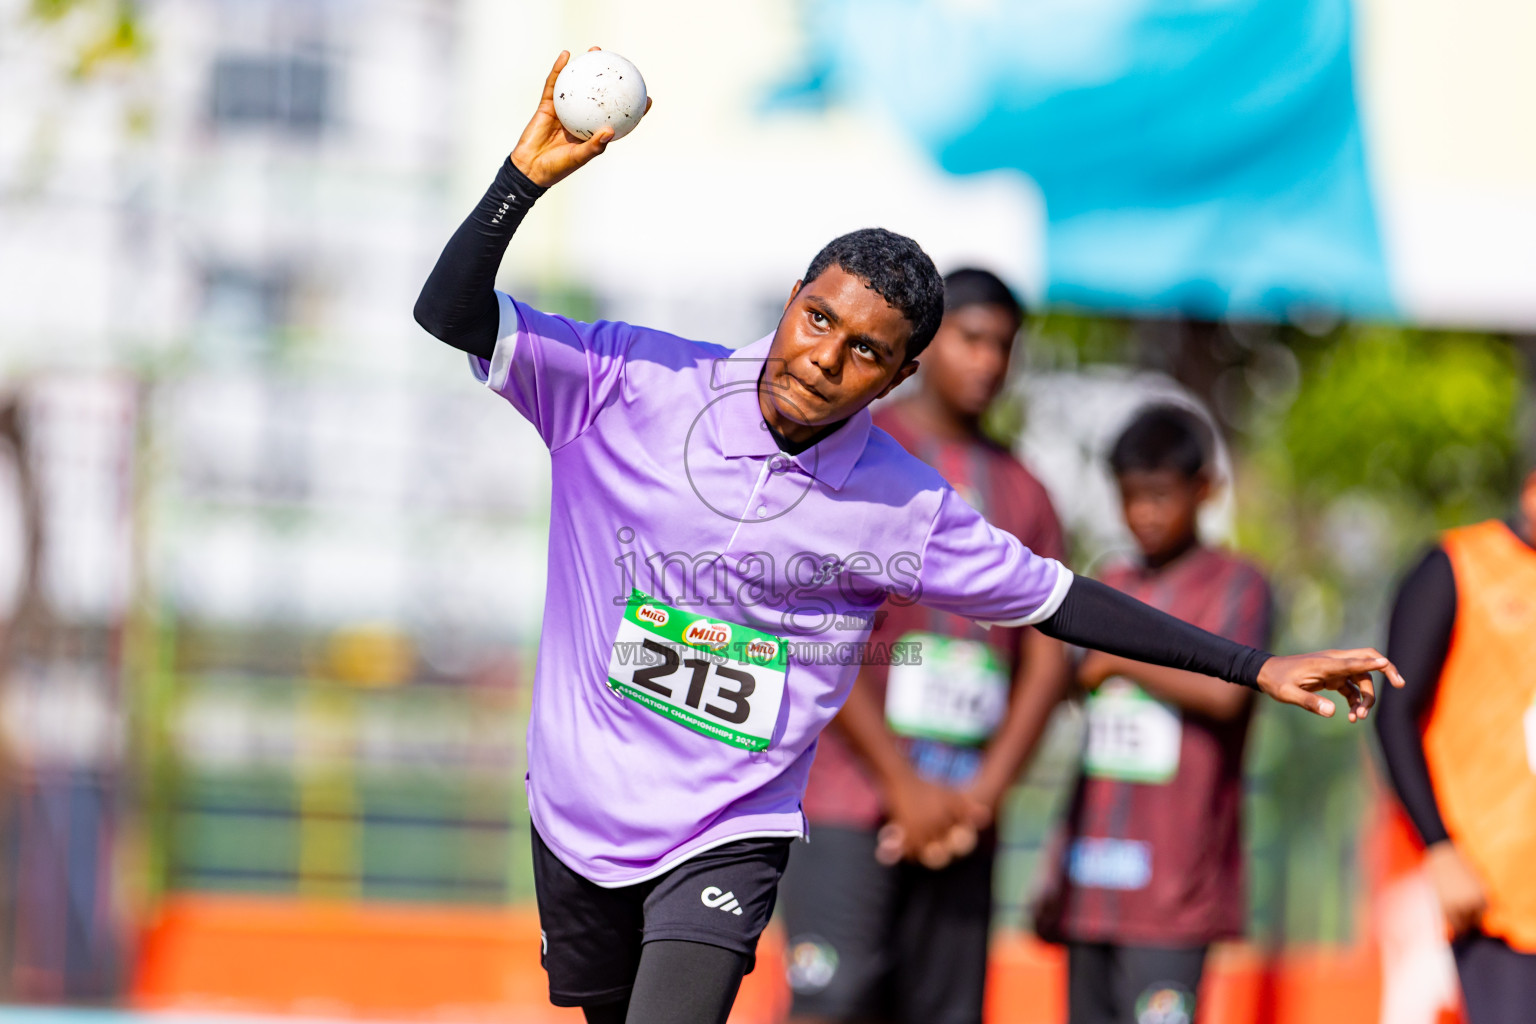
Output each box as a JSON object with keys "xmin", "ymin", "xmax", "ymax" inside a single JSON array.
[
  {"xmin": 1033, "ymin": 405, "xmax": 1271, "ymax": 1024},
  {"xmin": 415, "ymin": 50, "xmax": 1401, "ymax": 1024},
  {"xmin": 781, "ymin": 269, "xmax": 1071, "ymax": 1024}
]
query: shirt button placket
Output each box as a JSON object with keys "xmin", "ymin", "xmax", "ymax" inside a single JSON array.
[
  {"xmin": 736, "ymin": 458, "xmax": 774, "ymax": 533},
  {"xmin": 764, "ymin": 455, "xmax": 809, "ymax": 522},
  {"xmin": 759, "ymin": 456, "xmax": 796, "ymax": 520}
]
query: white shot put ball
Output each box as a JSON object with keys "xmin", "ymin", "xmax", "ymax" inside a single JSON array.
[{"xmin": 553, "ymin": 50, "xmax": 648, "ymax": 142}]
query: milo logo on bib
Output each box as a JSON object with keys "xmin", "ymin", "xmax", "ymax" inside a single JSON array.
[
  {"xmin": 637, "ymin": 604, "xmax": 669, "ymax": 627},
  {"xmin": 683, "ymin": 620, "xmax": 732, "ymax": 651},
  {"xmin": 746, "ymin": 638, "xmax": 779, "ymax": 663}
]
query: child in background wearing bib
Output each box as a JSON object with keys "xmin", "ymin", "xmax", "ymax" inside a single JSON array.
[{"xmin": 1033, "ymin": 404, "xmax": 1274, "ymax": 1024}]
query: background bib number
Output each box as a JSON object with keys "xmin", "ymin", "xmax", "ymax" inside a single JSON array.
[
  {"xmin": 606, "ymin": 591, "xmax": 787, "ymax": 752},
  {"xmin": 885, "ymin": 632, "xmax": 1008, "ymax": 746},
  {"xmin": 1084, "ymin": 677, "xmax": 1182, "ymax": 783}
]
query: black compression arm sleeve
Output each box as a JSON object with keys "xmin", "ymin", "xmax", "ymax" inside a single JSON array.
[
  {"xmin": 1037, "ymin": 575, "xmax": 1271, "ymax": 689},
  {"xmin": 1374, "ymin": 547, "xmax": 1456, "ymax": 846},
  {"xmin": 413, "ymin": 158, "xmax": 547, "ymax": 361}
]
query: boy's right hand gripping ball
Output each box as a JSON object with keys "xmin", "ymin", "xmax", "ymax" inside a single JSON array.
[{"xmin": 553, "ymin": 50, "xmax": 648, "ymax": 141}]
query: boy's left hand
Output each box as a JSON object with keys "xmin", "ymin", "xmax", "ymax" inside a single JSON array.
[{"xmin": 1256, "ymin": 649, "xmax": 1406, "ymax": 722}]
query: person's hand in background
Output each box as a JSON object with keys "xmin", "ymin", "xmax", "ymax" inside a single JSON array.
[
  {"xmin": 876, "ymin": 775, "xmax": 988, "ymax": 869},
  {"xmin": 1426, "ymin": 840, "xmax": 1488, "ymax": 937}
]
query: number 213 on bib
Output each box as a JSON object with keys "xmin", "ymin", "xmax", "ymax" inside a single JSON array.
[{"xmin": 606, "ymin": 591, "xmax": 788, "ymax": 752}]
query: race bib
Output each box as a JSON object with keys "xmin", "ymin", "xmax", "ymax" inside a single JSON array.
[
  {"xmin": 885, "ymin": 632, "xmax": 1008, "ymax": 746},
  {"xmin": 606, "ymin": 591, "xmax": 787, "ymax": 752},
  {"xmin": 1084, "ymin": 676, "xmax": 1182, "ymax": 784}
]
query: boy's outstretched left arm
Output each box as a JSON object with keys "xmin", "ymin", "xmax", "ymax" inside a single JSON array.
[
  {"xmin": 914, "ymin": 491, "xmax": 1400, "ymax": 720},
  {"xmin": 1036, "ymin": 576, "xmax": 1404, "ymax": 721}
]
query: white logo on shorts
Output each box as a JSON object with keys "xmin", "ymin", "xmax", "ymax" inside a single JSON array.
[{"xmin": 700, "ymin": 885, "xmax": 743, "ymax": 915}]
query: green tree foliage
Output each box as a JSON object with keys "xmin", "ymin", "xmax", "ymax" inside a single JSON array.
[
  {"xmin": 1239, "ymin": 325, "xmax": 1523, "ymax": 944},
  {"xmin": 27, "ymin": 0, "xmax": 149, "ymax": 78},
  {"xmin": 1268, "ymin": 327, "xmax": 1521, "ymax": 523}
]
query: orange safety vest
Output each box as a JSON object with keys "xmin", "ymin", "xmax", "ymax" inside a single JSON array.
[{"xmin": 1424, "ymin": 520, "xmax": 1536, "ymax": 951}]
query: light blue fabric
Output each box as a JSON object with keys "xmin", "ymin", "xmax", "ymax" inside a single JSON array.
[{"xmin": 773, "ymin": 0, "xmax": 1393, "ymax": 319}]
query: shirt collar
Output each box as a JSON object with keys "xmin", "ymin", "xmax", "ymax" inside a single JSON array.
[{"xmin": 711, "ymin": 334, "xmax": 873, "ymax": 492}]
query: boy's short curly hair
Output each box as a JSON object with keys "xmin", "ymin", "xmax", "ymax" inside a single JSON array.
[
  {"xmin": 1109, "ymin": 404, "xmax": 1214, "ymax": 480},
  {"xmin": 803, "ymin": 228, "xmax": 944, "ymax": 361}
]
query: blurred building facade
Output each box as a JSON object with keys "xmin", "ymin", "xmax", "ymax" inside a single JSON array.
[{"xmin": 0, "ymin": 0, "xmax": 557, "ymax": 998}]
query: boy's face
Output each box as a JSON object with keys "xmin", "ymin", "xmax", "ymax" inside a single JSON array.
[
  {"xmin": 1117, "ymin": 468, "xmax": 1210, "ymax": 565},
  {"xmin": 922, "ymin": 303, "xmax": 1020, "ymax": 418},
  {"xmin": 764, "ymin": 267, "xmax": 919, "ymax": 428}
]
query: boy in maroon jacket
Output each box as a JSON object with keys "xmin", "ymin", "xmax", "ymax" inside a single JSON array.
[{"xmin": 1034, "ymin": 404, "xmax": 1273, "ymax": 1024}]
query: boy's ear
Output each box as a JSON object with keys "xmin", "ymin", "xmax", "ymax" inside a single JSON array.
[
  {"xmin": 1193, "ymin": 470, "xmax": 1214, "ymax": 504},
  {"xmin": 783, "ymin": 279, "xmax": 803, "ymax": 313},
  {"xmin": 877, "ymin": 360, "xmax": 920, "ymax": 399}
]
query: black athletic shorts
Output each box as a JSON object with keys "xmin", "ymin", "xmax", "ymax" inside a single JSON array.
[
  {"xmin": 1452, "ymin": 929, "xmax": 1536, "ymax": 1024},
  {"xmin": 1066, "ymin": 941, "xmax": 1208, "ymax": 1024},
  {"xmin": 777, "ymin": 824, "xmax": 996, "ymax": 1024},
  {"xmin": 530, "ymin": 826, "xmax": 792, "ymax": 1008}
]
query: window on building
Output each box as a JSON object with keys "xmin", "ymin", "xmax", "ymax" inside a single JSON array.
[
  {"xmin": 202, "ymin": 264, "xmax": 292, "ymax": 340},
  {"xmin": 210, "ymin": 53, "xmax": 331, "ymax": 135}
]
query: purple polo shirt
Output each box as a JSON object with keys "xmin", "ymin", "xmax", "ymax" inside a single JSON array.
[{"xmin": 470, "ymin": 291, "xmax": 1072, "ymax": 886}]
